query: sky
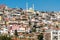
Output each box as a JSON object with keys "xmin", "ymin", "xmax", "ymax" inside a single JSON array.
[{"xmin": 0, "ymin": 0, "xmax": 60, "ymax": 11}]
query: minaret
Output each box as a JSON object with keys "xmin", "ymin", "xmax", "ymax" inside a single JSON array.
[
  {"xmin": 26, "ymin": 2, "xmax": 28, "ymax": 10},
  {"xmin": 32, "ymin": 3, "xmax": 34, "ymax": 10}
]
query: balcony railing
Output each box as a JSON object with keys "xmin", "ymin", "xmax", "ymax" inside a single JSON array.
[
  {"xmin": 0, "ymin": 21, "xmax": 5, "ymax": 24},
  {"xmin": 9, "ymin": 21, "xmax": 18, "ymax": 23}
]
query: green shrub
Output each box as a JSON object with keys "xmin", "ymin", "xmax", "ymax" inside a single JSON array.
[
  {"xmin": 38, "ymin": 33, "xmax": 43, "ymax": 40},
  {"xmin": 0, "ymin": 35, "xmax": 12, "ymax": 40},
  {"xmin": 14, "ymin": 30, "xmax": 18, "ymax": 37}
]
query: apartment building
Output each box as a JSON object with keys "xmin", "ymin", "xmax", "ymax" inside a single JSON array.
[{"xmin": 0, "ymin": 5, "xmax": 60, "ymax": 40}]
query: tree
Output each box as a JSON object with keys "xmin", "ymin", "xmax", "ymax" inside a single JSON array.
[
  {"xmin": 0, "ymin": 35, "xmax": 12, "ymax": 40},
  {"xmin": 14, "ymin": 30, "xmax": 18, "ymax": 40},
  {"xmin": 41, "ymin": 11, "xmax": 45, "ymax": 13},
  {"xmin": 29, "ymin": 21, "xmax": 31, "ymax": 26},
  {"xmin": 51, "ymin": 11, "xmax": 54, "ymax": 13},
  {"xmin": 38, "ymin": 33, "xmax": 43, "ymax": 40},
  {"xmin": 14, "ymin": 30, "xmax": 18, "ymax": 37},
  {"xmin": 32, "ymin": 28, "xmax": 36, "ymax": 32}
]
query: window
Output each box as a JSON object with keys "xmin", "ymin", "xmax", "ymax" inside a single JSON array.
[
  {"xmin": 53, "ymin": 36, "xmax": 58, "ymax": 40},
  {"xmin": 53, "ymin": 32, "xmax": 58, "ymax": 34}
]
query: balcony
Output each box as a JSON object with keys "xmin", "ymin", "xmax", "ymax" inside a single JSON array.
[
  {"xmin": 0, "ymin": 12, "xmax": 3, "ymax": 15},
  {"xmin": 9, "ymin": 21, "xmax": 18, "ymax": 24},
  {"xmin": 20, "ymin": 15, "xmax": 28, "ymax": 19},
  {"xmin": 14, "ymin": 27, "xmax": 26, "ymax": 32},
  {"xmin": 0, "ymin": 21, "xmax": 5, "ymax": 24}
]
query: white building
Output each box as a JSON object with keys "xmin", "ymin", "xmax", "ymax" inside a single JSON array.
[
  {"xmin": 44, "ymin": 30, "xmax": 60, "ymax": 40},
  {"xmin": 51, "ymin": 30, "xmax": 60, "ymax": 40}
]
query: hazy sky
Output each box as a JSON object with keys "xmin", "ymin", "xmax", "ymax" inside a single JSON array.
[{"xmin": 0, "ymin": 0, "xmax": 60, "ymax": 11}]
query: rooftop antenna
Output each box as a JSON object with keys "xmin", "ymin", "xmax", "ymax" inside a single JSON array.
[{"xmin": 26, "ymin": 2, "xmax": 28, "ymax": 10}]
